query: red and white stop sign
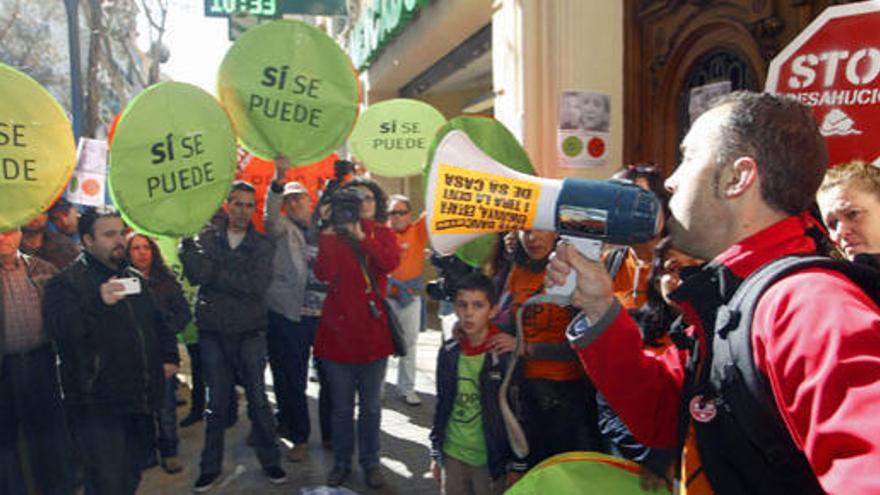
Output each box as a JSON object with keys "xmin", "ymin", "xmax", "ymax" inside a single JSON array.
[{"xmin": 766, "ymin": 1, "xmax": 880, "ymax": 167}]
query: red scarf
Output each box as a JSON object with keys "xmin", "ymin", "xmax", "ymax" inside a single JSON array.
[{"xmin": 458, "ymin": 324, "xmax": 501, "ymax": 356}]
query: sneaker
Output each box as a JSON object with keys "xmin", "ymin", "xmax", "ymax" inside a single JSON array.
[
  {"xmin": 160, "ymin": 456, "xmax": 183, "ymax": 474},
  {"xmin": 287, "ymin": 443, "xmax": 308, "ymax": 462},
  {"xmin": 403, "ymin": 390, "xmax": 421, "ymax": 406},
  {"xmin": 193, "ymin": 472, "xmax": 220, "ymax": 493},
  {"xmin": 264, "ymin": 466, "xmax": 287, "ymax": 485},
  {"xmin": 364, "ymin": 466, "xmax": 386, "ymax": 489},
  {"xmin": 326, "ymin": 465, "xmax": 350, "ymax": 487}
]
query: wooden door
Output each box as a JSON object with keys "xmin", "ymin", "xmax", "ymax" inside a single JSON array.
[{"xmin": 623, "ymin": 0, "xmax": 847, "ymax": 174}]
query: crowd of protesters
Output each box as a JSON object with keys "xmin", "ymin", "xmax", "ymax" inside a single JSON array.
[{"xmin": 2, "ymin": 90, "xmax": 880, "ymax": 495}]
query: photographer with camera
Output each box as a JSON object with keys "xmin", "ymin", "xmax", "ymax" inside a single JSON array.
[{"xmin": 313, "ymin": 176, "xmax": 401, "ymax": 489}]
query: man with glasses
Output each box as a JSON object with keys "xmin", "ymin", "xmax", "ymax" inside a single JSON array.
[{"xmin": 386, "ymin": 195, "xmax": 429, "ymax": 406}]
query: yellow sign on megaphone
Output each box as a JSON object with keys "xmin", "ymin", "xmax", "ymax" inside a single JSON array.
[
  {"xmin": 426, "ymin": 130, "xmax": 561, "ymax": 255},
  {"xmin": 425, "ymin": 129, "xmax": 662, "ymax": 259}
]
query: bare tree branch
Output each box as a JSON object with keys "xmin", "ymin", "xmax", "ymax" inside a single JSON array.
[{"xmin": 0, "ymin": 0, "xmax": 21, "ymax": 44}]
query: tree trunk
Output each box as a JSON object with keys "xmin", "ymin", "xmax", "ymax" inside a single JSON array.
[{"xmin": 84, "ymin": 0, "xmax": 103, "ymax": 138}]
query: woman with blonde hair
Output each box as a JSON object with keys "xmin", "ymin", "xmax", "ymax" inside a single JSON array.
[{"xmin": 816, "ymin": 161, "xmax": 880, "ymax": 260}]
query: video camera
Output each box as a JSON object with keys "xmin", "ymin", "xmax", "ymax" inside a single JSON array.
[
  {"xmin": 425, "ymin": 253, "xmax": 480, "ymax": 302},
  {"xmin": 314, "ymin": 159, "xmax": 361, "ymax": 232},
  {"xmin": 329, "ymin": 187, "xmax": 362, "ymax": 230}
]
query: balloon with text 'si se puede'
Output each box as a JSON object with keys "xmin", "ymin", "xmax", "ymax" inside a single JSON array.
[
  {"xmin": 109, "ymin": 82, "xmax": 237, "ymax": 237},
  {"xmin": 0, "ymin": 63, "xmax": 76, "ymax": 231},
  {"xmin": 218, "ymin": 19, "xmax": 359, "ymax": 164},
  {"xmin": 348, "ymin": 98, "xmax": 446, "ymax": 177}
]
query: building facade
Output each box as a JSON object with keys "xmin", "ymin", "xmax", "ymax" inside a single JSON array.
[{"xmin": 343, "ymin": 0, "xmax": 849, "ymax": 193}]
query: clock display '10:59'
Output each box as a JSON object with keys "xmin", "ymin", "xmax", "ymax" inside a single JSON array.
[{"xmin": 208, "ymin": 0, "xmax": 277, "ymax": 17}]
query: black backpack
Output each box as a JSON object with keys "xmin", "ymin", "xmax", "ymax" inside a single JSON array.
[{"xmin": 688, "ymin": 255, "xmax": 880, "ymax": 494}]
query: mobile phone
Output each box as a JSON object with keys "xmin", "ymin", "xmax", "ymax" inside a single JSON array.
[{"xmin": 115, "ymin": 277, "xmax": 142, "ymax": 296}]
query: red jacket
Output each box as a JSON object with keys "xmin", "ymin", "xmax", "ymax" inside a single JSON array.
[
  {"xmin": 570, "ymin": 216, "xmax": 880, "ymax": 494},
  {"xmin": 313, "ymin": 219, "xmax": 401, "ymax": 363}
]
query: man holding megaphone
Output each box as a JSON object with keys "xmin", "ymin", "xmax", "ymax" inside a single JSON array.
[{"xmin": 547, "ymin": 91, "xmax": 880, "ymax": 495}]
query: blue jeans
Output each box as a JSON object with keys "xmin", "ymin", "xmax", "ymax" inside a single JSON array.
[
  {"xmin": 323, "ymin": 358, "xmax": 387, "ymax": 469},
  {"xmin": 70, "ymin": 413, "xmax": 153, "ymax": 495},
  {"xmin": 0, "ymin": 346, "xmax": 75, "ymax": 495},
  {"xmin": 266, "ymin": 312, "xmax": 316, "ymax": 444},
  {"xmin": 199, "ymin": 331, "xmax": 280, "ymax": 475},
  {"xmin": 156, "ymin": 376, "xmax": 178, "ymax": 457}
]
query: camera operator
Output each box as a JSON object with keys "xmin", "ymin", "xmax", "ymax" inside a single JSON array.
[{"xmin": 313, "ymin": 177, "xmax": 400, "ymax": 489}]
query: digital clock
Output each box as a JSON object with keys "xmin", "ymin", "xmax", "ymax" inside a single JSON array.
[{"xmin": 204, "ymin": 0, "xmax": 279, "ymax": 18}]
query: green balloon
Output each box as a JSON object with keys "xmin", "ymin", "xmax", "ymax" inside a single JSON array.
[
  {"xmin": 0, "ymin": 63, "xmax": 76, "ymax": 231},
  {"xmin": 218, "ymin": 19, "xmax": 359, "ymax": 164},
  {"xmin": 507, "ymin": 452, "xmax": 670, "ymax": 495},
  {"xmin": 109, "ymin": 82, "xmax": 237, "ymax": 237},
  {"xmin": 349, "ymin": 98, "xmax": 446, "ymax": 177},
  {"xmin": 423, "ymin": 116, "xmax": 535, "ymax": 267}
]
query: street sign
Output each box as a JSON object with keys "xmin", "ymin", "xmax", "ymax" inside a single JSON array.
[
  {"xmin": 766, "ymin": 0, "xmax": 880, "ymax": 166},
  {"xmin": 205, "ymin": 0, "xmax": 280, "ymax": 19}
]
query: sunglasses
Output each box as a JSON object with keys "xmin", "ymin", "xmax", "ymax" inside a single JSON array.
[
  {"xmin": 626, "ymin": 163, "xmax": 658, "ymax": 175},
  {"xmin": 388, "ymin": 210, "xmax": 410, "ymax": 217}
]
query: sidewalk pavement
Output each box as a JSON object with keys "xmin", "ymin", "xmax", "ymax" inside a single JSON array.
[{"xmin": 138, "ymin": 329, "xmax": 445, "ymax": 495}]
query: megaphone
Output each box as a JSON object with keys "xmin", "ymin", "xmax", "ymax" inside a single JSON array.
[{"xmin": 425, "ymin": 130, "xmax": 662, "ymax": 261}]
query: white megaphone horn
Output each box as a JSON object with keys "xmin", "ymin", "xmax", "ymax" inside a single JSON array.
[{"xmin": 425, "ymin": 130, "xmax": 662, "ymax": 267}]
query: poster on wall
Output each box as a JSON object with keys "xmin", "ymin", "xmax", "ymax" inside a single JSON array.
[
  {"xmin": 557, "ymin": 90, "xmax": 610, "ymax": 168},
  {"xmin": 66, "ymin": 138, "xmax": 108, "ymax": 207},
  {"xmin": 689, "ymin": 81, "xmax": 731, "ymax": 125}
]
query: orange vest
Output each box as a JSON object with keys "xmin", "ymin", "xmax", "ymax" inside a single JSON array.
[
  {"xmin": 507, "ymin": 265, "xmax": 583, "ymax": 381},
  {"xmin": 390, "ymin": 214, "xmax": 428, "ymax": 282}
]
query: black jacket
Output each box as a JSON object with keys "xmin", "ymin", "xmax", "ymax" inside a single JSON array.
[
  {"xmin": 42, "ymin": 252, "xmax": 179, "ymax": 415},
  {"xmin": 179, "ymin": 221, "xmax": 274, "ymax": 335},
  {"xmin": 430, "ymin": 338, "xmax": 527, "ymax": 480},
  {"xmin": 146, "ymin": 269, "xmax": 192, "ymax": 335}
]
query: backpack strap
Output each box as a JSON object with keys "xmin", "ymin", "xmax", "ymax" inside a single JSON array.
[{"xmin": 705, "ymin": 254, "xmax": 879, "ymax": 492}]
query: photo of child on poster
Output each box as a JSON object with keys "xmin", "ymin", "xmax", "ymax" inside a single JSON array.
[{"xmin": 558, "ymin": 90, "xmax": 610, "ymax": 168}]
